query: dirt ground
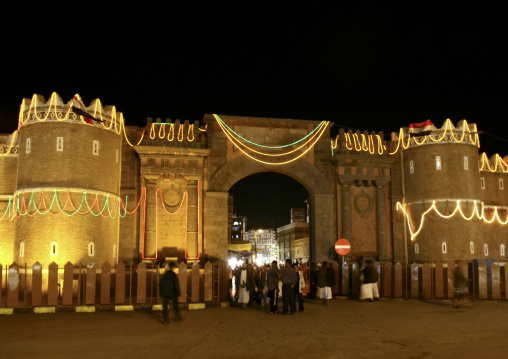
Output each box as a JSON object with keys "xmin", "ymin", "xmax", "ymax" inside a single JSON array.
[{"xmin": 1, "ymin": 298, "xmax": 508, "ymax": 359}]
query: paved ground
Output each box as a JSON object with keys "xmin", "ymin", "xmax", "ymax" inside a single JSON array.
[{"xmin": 1, "ymin": 298, "xmax": 508, "ymax": 359}]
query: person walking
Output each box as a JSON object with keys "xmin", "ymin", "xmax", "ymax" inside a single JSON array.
[
  {"xmin": 293, "ymin": 264, "xmax": 305, "ymax": 311},
  {"xmin": 281, "ymin": 259, "xmax": 297, "ymax": 314},
  {"xmin": 360, "ymin": 259, "xmax": 379, "ymax": 302},
  {"xmin": 236, "ymin": 262, "xmax": 256, "ymax": 309},
  {"xmin": 267, "ymin": 261, "xmax": 279, "ymax": 314},
  {"xmin": 160, "ymin": 262, "xmax": 181, "ymax": 325}
]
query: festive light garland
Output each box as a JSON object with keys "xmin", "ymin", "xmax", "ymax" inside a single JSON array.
[
  {"xmin": 479, "ymin": 152, "xmax": 508, "ymax": 172},
  {"xmin": 149, "ymin": 122, "xmax": 197, "ymax": 142},
  {"xmin": 397, "ymin": 199, "xmax": 508, "ymax": 241},
  {"xmin": 213, "ymin": 114, "xmax": 329, "ymax": 165},
  {"xmin": 331, "ymin": 132, "xmax": 386, "ymax": 155}
]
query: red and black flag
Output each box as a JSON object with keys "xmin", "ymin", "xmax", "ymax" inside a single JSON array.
[
  {"xmin": 409, "ymin": 120, "xmax": 433, "ymax": 136},
  {"xmin": 71, "ymin": 96, "xmax": 101, "ymax": 124}
]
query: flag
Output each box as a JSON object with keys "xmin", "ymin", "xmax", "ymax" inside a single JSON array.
[
  {"xmin": 409, "ymin": 120, "xmax": 433, "ymax": 136},
  {"xmin": 71, "ymin": 96, "xmax": 100, "ymax": 124}
]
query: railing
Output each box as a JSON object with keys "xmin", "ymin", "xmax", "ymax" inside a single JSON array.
[
  {"xmin": 0, "ymin": 261, "xmax": 229, "ymax": 308},
  {"xmin": 1, "ymin": 260, "xmax": 506, "ymax": 308}
]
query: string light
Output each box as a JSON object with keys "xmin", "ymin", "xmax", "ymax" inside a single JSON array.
[
  {"xmin": 331, "ymin": 132, "xmax": 387, "ymax": 155},
  {"xmin": 397, "ymin": 199, "xmax": 508, "ymax": 241},
  {"xmin": 479, "ymin": 153, "xmax": 508, "ymax": 172},
  {"xmin": 213, "ymin": 114, "xmax": 329, "ymax": 165}
]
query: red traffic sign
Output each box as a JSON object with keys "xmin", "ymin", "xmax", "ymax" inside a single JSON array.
[{"xmin": 335, "ymin": 238, "xmax": 351, "ymax": 255}]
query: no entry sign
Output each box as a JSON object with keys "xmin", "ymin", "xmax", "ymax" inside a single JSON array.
[{"xmin": 335, "ymin": 238, "xmax": 351, "ymax": 256}]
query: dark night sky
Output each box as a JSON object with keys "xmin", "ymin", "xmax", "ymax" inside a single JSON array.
[{"xmin": 1, "ymin": 2, "xmax": 507, "ymax": 229}]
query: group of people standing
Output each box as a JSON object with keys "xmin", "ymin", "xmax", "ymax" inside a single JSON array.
[{"xmin": 234, "ymin": 259, "xmax": 306, "ymax": 315}]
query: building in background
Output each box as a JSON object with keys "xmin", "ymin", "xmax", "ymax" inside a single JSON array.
[
  {"xmin": 277, "ymin": 208, "xmax": 310, "ymax": 264},
  {"xmin": 246, "ymin": 228, "xmax": 277, "ymax": 265}
]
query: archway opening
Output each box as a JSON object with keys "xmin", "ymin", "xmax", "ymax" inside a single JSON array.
[{"xmin": 228, "ymin": 172, "xmax": 310, "ymax": 267}]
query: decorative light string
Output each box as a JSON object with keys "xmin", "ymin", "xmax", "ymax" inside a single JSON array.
[
  {"xmin": 150, "ymin": 123, "xmax": 197, "ymax": 142},
  {"xmin": 397, "ymin": 200, "xmax": 508, "ymax": 241},
  {"xmin": 479, "ymin": 152, "xmax": 508, "ymax": 172},
  {"xmin": 213, "ymin": 114, "xmax": 329, "ymax": 165},
  {"xmin": 331, "ymin": 132, "xmax": 386, "ymax": 155}
]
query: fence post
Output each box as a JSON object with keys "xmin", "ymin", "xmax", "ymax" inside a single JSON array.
[
  {"xmin": 422, "ymin": 263, "xmax": 431, "ymax": 299},
  {"xmin": 492, "ymin": 262, "xmax": 500, "ymax": 300},
  {"xmin": 115, "ymin": 262, "xmax": 125, "ymax": 304},
  {"xmin": 393, "ymin": 262, "xmax": 402, "ymax": 298},
  {"xmin": 47, "ymin": 262, "xmax": 59, "ymax": 306},
  {"xmin": 204, "ymin": 262, "xmax": 212, "ymax": 302},
  {"xmin": 85, "ymin": 263, "xmax": 96, "ymax": 305},
  {"xmin": 62, "ymin": 262, "xmax": 74, "ymax": 305},
  {"xmin": 191, "ymin": 262, "xmax": 200, "ymax": 303},
  {"xmin": 32, "ymin": 262, "xmax": 42, "ymax": 307},
  {"xmin": 101, "ymin": 262, "xmax": 111, "ymax": 305},
  {"xmin": 7, "ymin": 262, "xmax": 20, "ymax": 307},
  {"xmin": 136, "ymin": 262, "xmax": 146, "ymax": 304},
  {"xmin": 435, "ymin": 261, "xmax": 443, "ymax": 298},
  {"xmin": 178, "ymin": 262, "xmax": 187, "ymax": 304},
  {"xmin": 410, "ymin": 263, "xmax": 419, "ymax": 299},
  {"xmin": 478, "ymin": 261, "xmax": 487, "ymax": 300}
]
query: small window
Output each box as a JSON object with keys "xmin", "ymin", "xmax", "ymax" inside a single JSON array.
[
  {"xmin": 484, "ymin": 244, "xmax": 489, "ymax": 256},
  {"xmin": 435, "ymin": 156, "xmax": 442, "ymax": 170},
  {"xmin": 442, "ymin": 242, "xmax": 447, "ymax": 254},
  {"xmin": 51, "ymin": 241, "xmax": 58, "ymax": 256},
  {"xmin": 414, "ymin": 243, "xmax": 419, "ymax": 254},
  {"xmin": 409, "ymin": 160, "xmax": 414, "ymax": 174},
  {"xmin": 500, "ymin": 179, "xmax": 504, "ymax": 190},
  {"xmin": 93, "ymin": 140, "xmax": 100, "ymax": 155},
  {"xmin": 501, "ymin": 244, "xmax": 505, "ymax": 256},
  {"xmin": 88, "ymin": 242, "xmax": 95, "ymax": 257},
  {"xmin": 56, "ymin": 137, "xmax": 64, "ymax": 151},
  {"xmin": 481, "ymin": 177, "xmax": 485, "ymax": 190},
  {"xmin": 20, "ymin": 242, "xmax": 25, "ymax": 257},
  {"xmin": 464, "ymin": 156, "xmax": 468, "ymax": 170},
  {"xmin": 26, "ymin": 138, "xmax": 31, "ymax": 153},
  {"xmin": 470, "ymin": 241, "xmax": 474, "ymax": 254}
]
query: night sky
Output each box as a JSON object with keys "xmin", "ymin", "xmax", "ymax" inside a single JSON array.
[{"xmin": 1, "ymin": 2, "xmax": 507, "ymax": 229}]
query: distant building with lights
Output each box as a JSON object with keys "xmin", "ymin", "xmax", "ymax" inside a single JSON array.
[
  {"xmin": 1, "ymin": 93, "xmax": 508, "ymax": 268},
  {"xmin": 277, "ymin": 209, "xmax": 310, "ymax": 263},
  {"xmin": 245, "ymin": 228, "xmax": 277, "ymax": 264}
]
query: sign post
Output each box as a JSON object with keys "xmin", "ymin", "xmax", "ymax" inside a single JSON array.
[{"xmin": 335, "ymin": 238, "xmax": 351, "ymax": 264}]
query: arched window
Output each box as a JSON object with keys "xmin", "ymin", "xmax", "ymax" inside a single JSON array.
[
  {"xmin": 88, "ymin": 242, "xmax": 95, "ymax": 257},
  {"xmin": 20, "ymin": 242, "xmax": 25, "ymax": 257},
  {"xmin": 442, "ymin": 242, "xmax": 447, "ymax": 254},
  {"xmin": 470, "ymin": 241, "xmax": 474, "ymax": 254},
  {"xmin": 501, "ymin": 244, "xmax": 505, "ymax": 256},
  {"xmin": 414, "ymin": 243, "xmax": 419, "ymax": 254},
  {"xmin": 51, "ymin": 241, "xmax": 58, "ymax": 256},
  {"xmin": 484, "ymin": 244, "xmax": 489, "ymax": 256}
]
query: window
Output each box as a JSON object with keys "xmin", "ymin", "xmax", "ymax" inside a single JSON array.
[
  {"xmin": 501, "ymin": 244, "xmax": 505, "ymax": 256},
  {"xmin": 56, "ymin": 137, "xmax": 64, "ymax": 151},
  {"xmin": 464, "ymin": 156, "xmax": 468, "ymax": 170},
  {"xmin": 88, "ymin": 242, "xmax": 95, "ymax": 257},
  {"xmin": 26, "ymin": 138, "xmax": 31, "ymax": 153},
  {"xmin": 414, "ymin": 243, "xmax": 419, "ymax": 254},
  {"xmin": 93, "ymin": 140, "xmax": 100, "ymax": 155},
  {"xmin": 435, "ymin": 156, "xmax": 442, "ymax": 170},
  {"xmin": 500, "ymin": 179, "xmax": 504, "ymax": 190},
  {"xmin": 470, "ymin": 241, "xmax": 474, "ymax": 254},
  {"xmin": 484, "ymin": 244, "xmax": 489, "ymax": 256},
  {"xmin": 20, "ymin": 242, "xmax": 25, "ymax": 257},
  {"xmin": 442, "ymin": 242, "xmax": 447, "ymax": 254},
  {"xmin": 51, "ymin": 241, "xmax": 58, "ymax": 256},
  {"xmin": 409, "ymin": 160, "xmax": 414, "ymax": 174},
  {"xmin": 481, "ymin": 177, "xmax": 485, "ymax": 190}
]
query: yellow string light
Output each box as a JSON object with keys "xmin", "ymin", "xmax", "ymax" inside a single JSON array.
[
  {"xmin": 397, "ymin": 200, "xmax": 508, "ymax": 241},
  {"xmin": 479, "ymin": 153, "xmax": 508, "ymax": 172}
]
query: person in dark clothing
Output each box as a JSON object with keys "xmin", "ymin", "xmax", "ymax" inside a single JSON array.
[
  {"xmin": 159, "ymin": 261, "xmax": 181, "ymax": 324},
  {"xmin": 281, "ymin": 259, "xmax": 297, "ymax": 314},
  {"xmin": 454, "ymin": 261, "xmax": 468, "ymax": 308},
  {"xmin": 318, "ymin": 261, "xmax": 335, "ymax": 306},
  {"xmin": 267, "ymin": 261, "xmax": 279, "ymax": 314}
]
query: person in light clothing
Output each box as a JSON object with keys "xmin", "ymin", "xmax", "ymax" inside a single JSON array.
[{"xmin": 360, "ymin": 259, "xmax": 379, "ymax": 302}]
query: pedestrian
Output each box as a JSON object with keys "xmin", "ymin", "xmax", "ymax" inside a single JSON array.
[
  {"xmin": 293, "ymin": 264, "xmax": 305, "ymax": 311},
  {"xmin": 236, "ymin": 262, "xmax": 256, "ymax": 309},
  {"xmin": 159, "ymin": 261, "xmax": 181, "ymax": 325},
  {"xmin": 260, "ymin": 264, "xmax": 270, "ymax": 307},
  {"xmin": 281, "ymin": 259, "xmax": 297, "ymax": 314},
  {"xmin": 360, "ymin": 259, "xmax": 379, "ymax": 302},
  {"xmin": 267, "ymin": 260, "xmax": 279, "ymax": 314},
  {"xmin": 453, "ymin": 261, "xmax": 468, "ymax": 308},
  {"xmin": 318, "ymin": 261, "xmax": 334, "ymax": 306}
]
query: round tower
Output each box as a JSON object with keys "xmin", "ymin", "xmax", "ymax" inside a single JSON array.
[
  {"xmin": 402, "ymin": 119, "xmax": 483, "ymax": 262},
  {"xmin": 14, "ymin": 93, "xmax": 123, "ymax": 267}
]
